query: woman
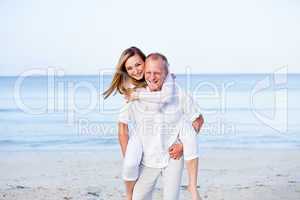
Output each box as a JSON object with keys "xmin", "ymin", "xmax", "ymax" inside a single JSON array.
[{"xmin": 103, "ymin": 47, "xmax": 203, "ymax": 200}]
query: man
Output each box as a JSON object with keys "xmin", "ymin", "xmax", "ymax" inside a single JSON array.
[{"xmin": 119, "ymin": 53, "xmax": 203, "ymax": 200}]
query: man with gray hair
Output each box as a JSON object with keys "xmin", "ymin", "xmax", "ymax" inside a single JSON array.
[{"xmin": 119, "ymin": 53, "xmax": 202, "ymax": 200}]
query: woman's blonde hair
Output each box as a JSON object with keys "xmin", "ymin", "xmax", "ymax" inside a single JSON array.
[{"xmin": 103, "ymin": 47, "xmax": 147, "ymax": 99}]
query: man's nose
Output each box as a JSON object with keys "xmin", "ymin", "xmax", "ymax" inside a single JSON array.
[{"xmin": 150, "ymin": 73, "xmax": 155, "ymax": 80}]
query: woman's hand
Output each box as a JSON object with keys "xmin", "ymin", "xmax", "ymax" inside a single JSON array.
[
  {"xmin": 168, "ymin": 143, "xmax": 183, "ymax": 160},
  {"xmin": 192, "ymin": 114, "xmax": 204, "ymax": 134}
]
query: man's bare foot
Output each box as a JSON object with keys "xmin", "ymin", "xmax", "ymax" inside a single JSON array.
[{"xmin": 188, "ymin": 185, "xmax": 202, "ymax": 200}]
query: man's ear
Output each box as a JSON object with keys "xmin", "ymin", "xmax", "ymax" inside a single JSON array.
[{"xmin": 164, "ymin": 72, "xmax": 169, "ymax": 82}]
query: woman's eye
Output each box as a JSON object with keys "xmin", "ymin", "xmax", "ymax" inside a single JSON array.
[{"xmin": 135, "ymin": 63, "xmax": 141, "ymax": 67}]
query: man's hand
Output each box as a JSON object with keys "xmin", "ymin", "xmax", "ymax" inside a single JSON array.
[
  {"xmin": 169, "ymin": 143, "xmax": 183, "ymax": 160},
  {"xmin": 192, "ymin": 115, "xmax": 204, "ymax": 134}
]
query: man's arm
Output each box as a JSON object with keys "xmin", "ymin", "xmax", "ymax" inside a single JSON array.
[
  {"xmin": 182, "ymin": 92, "xmax": 204, "ymax": 133},
  {"xmin": 118, "ymin": 122, "xmax": 129, "ymax": 157}
]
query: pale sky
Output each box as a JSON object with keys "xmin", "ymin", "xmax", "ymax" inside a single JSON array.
[{"xmin": 0, "ymin": 0, "xmax": 299, "ymax": 75}]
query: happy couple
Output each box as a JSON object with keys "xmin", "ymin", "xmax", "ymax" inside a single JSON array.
[{"xmin": 103, "ymin": 47, "xmax": 204, "ymax": 200}]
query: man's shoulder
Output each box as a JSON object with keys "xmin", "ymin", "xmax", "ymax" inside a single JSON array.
[{"xmin": 177, "ymin": 89, "xmax": 188, "ymax": 99}]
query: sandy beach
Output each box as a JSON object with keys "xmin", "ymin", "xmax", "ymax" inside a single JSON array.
[{"xmin": 0, "ymin": 148, "xmax": 299, "ymax": 200}]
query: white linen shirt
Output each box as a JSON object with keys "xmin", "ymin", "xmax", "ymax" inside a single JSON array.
[{"xmin": 119, "ymin": 87, "xmax": 200, "ymax": 168}]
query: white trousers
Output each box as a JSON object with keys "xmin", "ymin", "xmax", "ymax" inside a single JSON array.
[
  {"xmin": 122, "ymin": 134, "xmax": 143, "ymax": 181},
  {"xmin": 132, "ymin": 157, "xmax": 184, "ymax": 200},
  {"xmin": 122, "ymin": 121, "xmax": 199, "ymax": 181},
  {"xmin": 178, "ymin": 118, "xmax": 199, "ymax": 161}
]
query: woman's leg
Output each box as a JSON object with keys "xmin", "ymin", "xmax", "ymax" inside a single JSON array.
[
  {"xmin": 179, "ymin": 121, "xmax": 201, "ymax": 200},
  {"xmin": 124, "ymin": 181, "xmax": 136, "ymax": 200},
  {"xmin": 122, "ymin": 135, "xmax": 143, "ymax": 200},
  {"xmin": 186, "ymin": 158, "xmax": 201, "ymax": 200}
]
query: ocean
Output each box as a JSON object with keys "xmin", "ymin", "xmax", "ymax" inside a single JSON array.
[{"xmin": 0, "ymin": 73, "xmax": 299, "ymax": 151}]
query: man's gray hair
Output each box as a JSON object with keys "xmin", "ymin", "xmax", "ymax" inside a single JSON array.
[{"xmin": 146, "ymin": 53, "xmax": 169, "ymax": 75}]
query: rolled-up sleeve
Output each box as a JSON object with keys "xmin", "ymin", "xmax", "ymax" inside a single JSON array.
[{"xmin": 118, "ymin": 103, "xmax": 131, "ymax": 124}]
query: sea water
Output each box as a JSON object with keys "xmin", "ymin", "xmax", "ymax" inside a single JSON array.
[{"xmin": 0, "ymin": 74, "xmax": 299, "ymax": 151}]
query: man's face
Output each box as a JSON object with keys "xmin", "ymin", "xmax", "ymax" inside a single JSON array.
[{"xmin": 144, "ymin": 59, "xmax": 167, "ymax": 91}]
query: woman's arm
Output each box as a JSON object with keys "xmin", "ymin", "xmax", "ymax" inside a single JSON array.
[
  {"xmin": 129, "ymin": 73, "xmax": 175, "ymax": 104},
  {"xmin": 118, "ymin": 122, "xmax": 129, "ymax": 157}
]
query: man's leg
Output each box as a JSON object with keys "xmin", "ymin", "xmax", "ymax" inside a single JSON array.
[
  {"xmin": 132, "ymin": 165, "xmax": 160, "ymax": 200},
  {"xmin": 162, "ymin": 157, "xmax": 184, "ymax": 200}
]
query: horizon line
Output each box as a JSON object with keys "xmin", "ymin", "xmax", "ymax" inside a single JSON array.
[{"xmin": 1, "ymin": 72, "xmax": 299, "ymax": 78}]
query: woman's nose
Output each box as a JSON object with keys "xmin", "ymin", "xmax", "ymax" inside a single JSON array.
[{"xmin": 132, "ymin": 68, "xmax": 137, "ymax": 74}]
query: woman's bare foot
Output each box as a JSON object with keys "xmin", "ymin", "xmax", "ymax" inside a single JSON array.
[
  {"xmin": 188, "ymin": 185, "xmax": 202, "ymax": 200},
  {"xmin": 126, "ymin": 194, "xmax": 132, "ymax": 200}
]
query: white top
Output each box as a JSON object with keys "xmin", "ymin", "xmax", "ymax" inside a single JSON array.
[
  {"xmin": 119, "ymin": 86, "xmax": 201, "ymax": 168},
  {"xmin": 135, "ymin": 73, "xmax": 200, "ymax": 121}
]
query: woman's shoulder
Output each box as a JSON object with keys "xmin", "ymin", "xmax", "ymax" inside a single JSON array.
[{"xmin": 124, "ymin": 81, "xmax": 135, "ymax": 89}]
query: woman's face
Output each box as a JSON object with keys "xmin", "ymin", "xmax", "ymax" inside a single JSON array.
[{"xmin": 124, "ymin": 54, "xmax": 145, "ymax": 80}]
